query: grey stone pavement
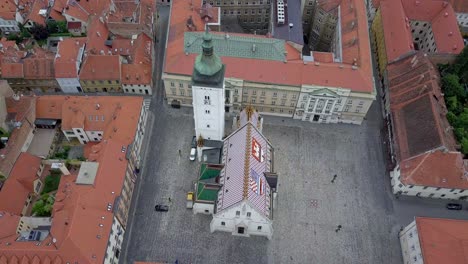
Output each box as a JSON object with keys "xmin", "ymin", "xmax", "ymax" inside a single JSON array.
[{"xmin": 119, "ymin": 5, "xmax": 468, "ymax": 264}]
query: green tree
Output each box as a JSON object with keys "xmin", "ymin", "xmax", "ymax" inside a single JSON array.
[
  {"xmin": 442, "ymin": 74, "xmax": 465, "ymax": 101},
  {"xmin": 461, "ymin": 137, "xmax": 468, "ymax": 155},
  {"xmin": 446, "ymin": 96, "xmax": 461, "ymax": 114},
  {"xmin": 31, "ymin": 194, "xmax": 55, "ymax": 217},
  {"xmin": 447, "ymin": 111, "xmax": 458, "ymax": 125},
  {"xmin": 29, "ymin": 24, "xmax": 49, "ymax": 40},
  {"xmin": 46, "ymin": 21, "xmax": 58, "ymax": 34},
  {"xmin": 6, "ymin": 33, "xmax": 23, "ymax": 44}
]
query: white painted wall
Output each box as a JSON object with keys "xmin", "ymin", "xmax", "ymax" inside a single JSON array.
[
  {"xmin": 210, "ymin": 201, "xmax": 273, "ymax": 240},
  {"xmin": 391, "ymin": 166, "xmax": 468, "ymax": 200},
  {"xmin": 104, "ymin": 217, "xmax": 125, "ymax": 264},
  {"xmin": 85, "ymin": 130, "xmax": 104, "ymax": 142},
  {"xmin": 20, "ymin": 128, "xmax": 35, "ymax": 152},
  {"xmin": 399, "ymin": 220, "xmax": 424, "ymax": 264},
  {"xmin": 123, "ymin": 84, "xmax": 152, "ymax": 95},
  {"xmin": 456, "ymin": 13, "xmax": 468, "ymax": 28},
  {"xmin": 0, "ymin": 18, "xmax": 20, "ymax": 33},
  {"xmin": 193, "ymin": 202, "xmax": 215, "ymax": 215},
  {"xmin": 192, "ymin": 84, "xmax": 225, "ymax": 141},
  {"xmin": 57, "ymin": 78, "xmax": 82, "ymax": 93}
]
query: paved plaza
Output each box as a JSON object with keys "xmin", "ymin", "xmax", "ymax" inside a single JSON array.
[{"xmin": 122, "ymin": 100, "xmax": 406, "ymax": 264}]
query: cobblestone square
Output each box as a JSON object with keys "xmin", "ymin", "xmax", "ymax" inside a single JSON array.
[{"xmin": 123, "ymin": 101, "xmax": 403, "ymax": 264}]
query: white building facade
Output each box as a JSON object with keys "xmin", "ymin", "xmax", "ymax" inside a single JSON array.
[
  {"xmin": 191, "ymin": 27, "xmax": 226, "ymax": 141},
  {"xmin": 293, "ymin": 86, "xmax": 374, "ymax": 125},
  {"xmin": 390, "ymin": 164, "xmax": 468, "ymax": 200},
  {"xmin": 104, "ymin": 217, "xmax": 125, "ymax": 264},
  {"xmin": 210, "ymin": 201, "xmax": 273, "ymax": 240},
  {"xmin": 399, "ymin": 220, "xmax": 423, "ymax": 264}
]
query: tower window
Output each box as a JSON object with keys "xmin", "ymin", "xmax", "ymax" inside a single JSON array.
[
  {"xmin": 205, "ymin": 110, "xmax": 210, "ymax": 114},
  {"xmin": 207, "ymin": 124, "xmax": 210, "ymax": 128}
]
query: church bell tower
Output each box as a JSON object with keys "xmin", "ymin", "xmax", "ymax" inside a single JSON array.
[{"xmin": 191, "ymin": 26, "xmax": 226, "ymax": 141}]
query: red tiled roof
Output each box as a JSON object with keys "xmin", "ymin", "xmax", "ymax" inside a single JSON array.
[
  {"xmin": 400, "ymin": 151, "xmax": 468, "ymax": 189},
  {"xmin": 25, "ymin": 0, "xmax": 48, "ymax": 25},
  {"xmin": 379, "ymin": 0, "xmax": 414, "ymax": 63},
  {"xmin": 164, "ymin": 0, "xmax": 374, "ymax": 93},
  {"xmin": 0, "ymin": 40, "xmax": 26, "ymax": 79},
  {"xmin": 380, "ymin": 0, "xmax": 464, "ymax": 63},
  {"xmin": 416, "ymin": 217, "xmax": 468, "ymax": 264},
  {"xmin": 67, "ymin": 21, "xmax": 81, "ymax": 29},
  {"xmin": 0, "ymin": 94, "xmax": 143, "ymax": 262},
  {"xmin": 79, "ymin": 55, "xmax": 120, "ymax": 81},
  {"xmin": 0, "ymin": 0, "xmax": 16, "ymax": 20},
  {"xmin": 54, "ymin": 38, "xmax": 86, "ymax": 78},
  {"xmin": 36, "ymin": 95, "xmax": 143, "ymax": 144},
  {"xmin": 443, "ymin": 0, "xmax": 468, "ymax": 13},
  {"xmin": 121, "ymin": 34, "xmax": 152, "ymax": 85},
  {"xmin": 0, "ymin": 152, "xmax": 41, "ymax": 215},
  {"xmin": 388, "ymin": 52, "xmax": 466, "ymax": 189},
  {"xmin": 63, "ymin": 0, "xmax": 110, "ymax": 22},
  {"xmin": 0, "ymin": 212, "xmax": 20, "ymax": 240},
  {"xmin": 23, "ymin": 48, "xmax": 56, "ymax": 80}
]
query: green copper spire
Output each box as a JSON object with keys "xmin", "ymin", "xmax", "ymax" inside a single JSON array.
[{"xmin": 194, "ymin": 26, "xmax": 223, "ymax": 77}]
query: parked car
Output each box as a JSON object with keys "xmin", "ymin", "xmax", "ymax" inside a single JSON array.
[
  {"xmin": 155, "ymin": 204, "xmax": 169, "ymax": 212},
  {"xmin": 191, "ymin": 136, "xmax": 197, "ymax": 148},
  {"xmin": 446, "ymin": 203, "xmax": 462, "ymax": 210},
  {"xmin": 189, "ymin": 148, "xmax": 197, "ymax": 161}
]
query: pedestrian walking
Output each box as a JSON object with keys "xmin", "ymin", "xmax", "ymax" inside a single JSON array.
[
  {"xmin": 331, "ymin": 174, "xmax": 337, "ymax": 183},
  {"xmin": 178, "ymin": 149, "xmax": 181, "ymax": 157},
  {"xmin": 168, "ymin": 197, "xmax": 172, "ymax": 202},
  {"xmin": 335, "ymin": 224, "xmax": 342, "ymax": 232}
]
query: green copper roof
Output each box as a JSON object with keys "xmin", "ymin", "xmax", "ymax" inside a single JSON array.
[
  {"xmin": 185, "ymin": 32, "xmax": 287, "ymax": 62},
  {"xmin": 197, "ymin": 183, "xmax": 219, "ymax": 201},
  {"xmin": 199, "ymin": 163, "xmax": 221, "ymax": 180},
  {"xmin": 193, "ymin": 27, "xmax": 224, "ymax": 77}
]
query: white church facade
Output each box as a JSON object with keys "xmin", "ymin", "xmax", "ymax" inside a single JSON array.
[{"xmin": 190, "ymin": 27, "xmax": 278, "ymax": 240}]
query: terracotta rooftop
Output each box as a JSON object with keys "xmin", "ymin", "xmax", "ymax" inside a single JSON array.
[
  {"xmin": 0, "ymin": 40, "xmax": 26, "ymax": 79},
  {"xmin": 121, "ymin": 34, "xmax": 152, "ymax": 85},
  {"xmin": 36, "ymin": 95, "xmax": 143, "ymax": 145},
  {"xmin": 380, "ymin": 0, "xmax": 463, "ymax": 63},
  {"xmin": 0, "ymin": 0, "xmax": 16, "ymax": 20},
  {"xmin": 0, "ymin": 140, "xmax": 129, "ymax": 263},
  {"xmin": 54, "ymin": 38, "xmax": 86, "ymax": 78},
  {"xmin": 62, "ymin": 0, "xmax": 110, "ymax": 23},
  {"xmin": 443, "ymin": 0, "xmax": 468, "ymax": 13},
  {"xmin": 0, "ymin": 152, "xmax": 41, "ymax": 215},
  {"xmin": 164, "ymin": 0, "xmax": 374, "ymax": 93},
  {"xmin": 79, "ymin": 55, "xmax": 120, "ymax": 81},
  {"xmin": 416, "ymin": 217, "xmax": 468, "ymax": 264},
  {"xmin": 0, "ymin": 96, "xmax": 36, "ymax": 176},
  {"xmin": 24, "ymin": 0, "xmax": 48, "ymax": 26},
  {"xmin": 23, "ymin": 48, "xmax": 56, "ymax": 80},
  {"xmin": 388, "ymin": 52, "xmax": 467, "ymax": 189},
  {"xmin": 0, "ymin": 212, "xmax": 21, "ymax": 240}
]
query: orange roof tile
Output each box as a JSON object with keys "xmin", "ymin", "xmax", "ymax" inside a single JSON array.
[
  {"xmin": 24, "ymin": 0, "xmax": 48, "ymax": 26},
  {"xmin": 0, "ymin": 0, "xmax": 16, "ymax": 20},
  {"xmin": 0, "ymin": 40, "xmax": 26, "ymax": 79},
  {"xmin": 388, "ymin": 52, "xmax": 467, "ymax": 189},
  {"xmin": 23, "ymin": 48, "xmax": 56, "ymax": 79},
  {"xmin": 55, "ymin": 38, "xmax": 86, "ymax": 78},
  {"xmin": 37, "ymin": 95, "xmax": 143, "ymax": 145},
  {"xmin": 35, "ymin": 95, "xmax": 65, "ymax": 120},
  {"xmin": 0, "ymin": 95, "xmax": 142, "ymax": 261},
  {"xmin": 379, "ymin": 0, "xmax": 414, "ymax": 63},
  {"xmin": 380, "ymin": 0, "xmax": 463, "ymax": 63},
  {"xmin": 0, "ymin": 152, "xmax": 41, "ymax": 215},
  {"xmin": 443, "ymin": 0, "xmax": 468, "ymax": 13},
  {"xmin": 85, "ymin": 17, "xmax": 111, "ymax": 53},
  {"xmin": 0, "ymin": 212, "xmax": 20, "ymax": 240},
  {"xmin": 63, "ymin": 0, "xmax": 110, "ymax": 22},
  {"xmin": 165, "ymin": 0, "xmax": 374, "ymax": 93},
  {"xmin": 400, "ymin": 151, "xmax": 468, "ymax": 189},
  {"xmin": 416, "ymin": 217, "xmax": 468, "ymax": 264},
  {"xmin": 79, "ymin": 55, "xmax": 121, "ymax": 81},
  {"xmin": 0, "ymin": 140, "xmax": 131, "ymax": 263},
  {"xmin": 121, "ymin": 34, "xmax": 152, "ymax": 85}
]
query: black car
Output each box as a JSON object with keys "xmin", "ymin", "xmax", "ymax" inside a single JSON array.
[
  {"xmin": 155, "ymin": 204, "xmax": 169, "ymax": 212},
  {"xmin": 446, "ymin": 203, "xmax": 462, "ymax": 210},
  {"xmin": 191, "ymin": 136, "xmax": 197, "ymax": 148}
]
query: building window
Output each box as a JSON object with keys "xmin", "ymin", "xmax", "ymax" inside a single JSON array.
[
  {"xmin": 247, "ymin": 212, "xmax": 251, "ymax": 217},
  {"xmin": 179, "ymin": 83, "xmax": 184, "ymax": 88},
  {"xmin": 170, "ymin": 82, "xmax": 175, "ymax": 87},
  {"xmin": 236, "ymin": 211, "xmax": 240, "ymax": 216},
  {"xmin": 221, "ymin": 221, "xmax": 225, "ymax": 226},
  {"xmin": 261, "ymin": 91, "xmax": 266, "ymax": 96},
  {"xmin": 205, "ymin": 110, "xmax": 210, "ymax": 114},
  {"xmin": 257, "ymin": 226, "xmax": 262, "ymax": 230},
  {"xmin": 251, "ymin": 99, "xmax": 256, "ymax": 103},
  {"xmin": 273, "ymin": 92, "xmax": 277, "ymax": 97},
  {"xmin": 272, "ymin": 101, "xmax": 276, "ymax": 105}
]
